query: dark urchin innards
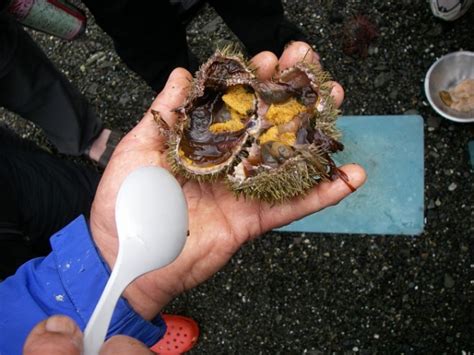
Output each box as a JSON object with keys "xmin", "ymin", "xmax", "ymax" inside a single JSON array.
[{"xmin": 161, "ymin": 48, "xmax": 345, "ymax": 202}]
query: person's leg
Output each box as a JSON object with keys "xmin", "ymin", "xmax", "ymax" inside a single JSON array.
[
  {"xmin": 207, "ymin": 0, "xmax": 307, "ymax": 57},
  {"xmin": 0, "ymin": 13, "xmax": 102, "ymax": 156},
  {"xmin": 0, "ymin": 125, "xmax": 100, "ymax": 278},
  {"xmin": 0, "ymin": 176, "xmax": 33, "ymax": 279},
  {"xmin": 82, "ymin": 0, "xmax": 192, "ymax": 92}
]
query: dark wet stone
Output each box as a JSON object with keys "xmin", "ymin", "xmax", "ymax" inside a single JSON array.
[
  {"xmin": 374, "ymin": 72, "xmax": 391, "ymax": 88},
  {"xmin": 444, "ymin": 273, "xmax": 455, "ymax": 288},
  {"xmin": 404, "ymin": 109, "xmax": 419, "ymax": 115},
  {"xmin": 86, "ymin": 83, "xmax": 98, "ymax": 95},
  {"xmin": 427, "ymin": 115, "xmax": 442, "ymax": 129}
]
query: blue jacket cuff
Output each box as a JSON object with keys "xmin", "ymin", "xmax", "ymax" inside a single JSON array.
[{"xmin": 51, "ymin": 215, "xmax": 166, "ymax": 346}]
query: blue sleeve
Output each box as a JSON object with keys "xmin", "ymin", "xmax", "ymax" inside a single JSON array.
[{"xmin": 0, "ymin": 215, "xmax": 166, "ymax": 354}]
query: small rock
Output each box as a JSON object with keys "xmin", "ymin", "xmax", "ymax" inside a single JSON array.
[
  {"xmin": 404, "ymin": 109, "xmax": 419, "ymax": 115},
  {"xmin": 86, "ymin": 51, "xmax": 106, "ymax": 66},
  {"xmin": 86, "ymin": 83, "xmax": 98, "ymax": 95},
  {"xmin": 202, "ymin": 16, "xmax": 222, "ymax": 33},
  {"xmin": 119, "ymin": 93, "xmax": 130, "ymax": 106},
  {"xmin": 448, "ymin": 182, "xmax": 457, "ymax": 191},
  {"xmin": 374, "ymin": 72, "xmax": 391, "ymax": 88},
  {"xmin": 435, "ymin": 198, "xmax": 442, "ymax": 207},
  {"xmin": 374, "ymin": 64, "xmax": 387, "ymax": 71},
  {"xmin": 98, "ymin": 60, "xmax": 115, "ymax": 69},
  {"xmin": 427, "ymin": 199, "xmax": 435, "ymax": 209},
  {"xmin": 427, "ymin": 115, "xmax": 441, "ymax": 129},
  {"xmin": 444, "ymin": 273, "xmax": 455, "ymax": 288},
  {"xmin": 368, "ymin": 45, "xmax": 379, "ymax": 55}
]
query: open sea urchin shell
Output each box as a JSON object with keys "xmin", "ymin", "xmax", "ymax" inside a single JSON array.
[{"xmin": 166, "ymin": 48, "xmax": 345, "ymax": 202}]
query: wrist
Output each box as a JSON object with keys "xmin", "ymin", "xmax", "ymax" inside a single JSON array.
[{"xmin": 90, "ymin": 218, "xmax": 173, "ymax": 320}]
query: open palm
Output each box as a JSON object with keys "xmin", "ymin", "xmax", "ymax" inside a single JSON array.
[{"xmin": 90, "ymin": 42, "xmax": 366, "ymax": 320}]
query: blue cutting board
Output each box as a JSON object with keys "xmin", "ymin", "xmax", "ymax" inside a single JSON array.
[{"xmin": 278, "ymin": 115, "xmax": 424, "ymax": 235}]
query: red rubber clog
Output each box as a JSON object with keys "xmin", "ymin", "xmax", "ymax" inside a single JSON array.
[{"xmin": 150, "ymin": 314, "xmax": 199, "ymax": 354}]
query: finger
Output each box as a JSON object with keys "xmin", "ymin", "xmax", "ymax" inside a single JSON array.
[
  {"xmin": 279, "ymin": 41, "xmax": 320, "ymax": 71},
  {"xmin": 250, "ymin": 51, "xmax": 279, "ymax": 80},
  {"xmin": 262, "ymin": 163, "xmax": 367, "ymax": 229},
  {"xmin": 100, "ymin": 335, "xmax": 154, "ymax": 355},
  {"xmin": 23, "ymin": 315, "xmax": 83, "ymax": 355},
  {"xmin": 151, "ymin": 67, "xmax": 193, "ymax": 126},
  {"xmin": 135, "ymin": 67, "xmax": 193, "ymax": 134},
  {"xmin": 327, "ymin": 81, "xmax": 345, "ymax": 108},
  {"xmin": 122, "ymin": 68, "xmax": 193, "ymax": 154},
  {"xmin": 278, "ymin": 42, "xmax": 344, "ymax": 108}
]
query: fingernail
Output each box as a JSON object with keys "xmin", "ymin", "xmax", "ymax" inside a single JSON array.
[{"xmin": 45, "ymin": 316, "xmax": 76, "ymax": 335}]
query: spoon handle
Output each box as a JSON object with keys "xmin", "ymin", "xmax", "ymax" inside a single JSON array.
[{"xmin": 83, "ymin": 258, "xmax": 133, "ymax": 355}]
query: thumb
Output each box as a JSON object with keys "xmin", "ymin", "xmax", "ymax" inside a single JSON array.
[
  {"xmin": 132, "ymin": 67, "xmax": 193, "ymax": 139},
  {"xmin": 23, "ymin": 315, "xmax": 83, "ymax": 355}
]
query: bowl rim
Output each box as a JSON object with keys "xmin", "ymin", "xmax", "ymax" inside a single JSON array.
[{"xmin": 424, "ymin": 50, "xmax": 474, "ymax": 123}]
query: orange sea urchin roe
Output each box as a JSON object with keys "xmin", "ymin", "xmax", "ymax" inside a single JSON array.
[
  {"xmin": 222, "ymin": 85, "xmax": 255, "ymax": 115},
  {"xmin": 259, "ymin": 127, "xmax": 296, "ymax": 146},
  {"xmin": 279, "ymin": 132, "xmax": 296, "ymax": 146},
  {"xmin": 209, "ymin": 85, "xmax": 255, "ymax": 133},
  {"xmin": 258, "ymin": 126, "xmax": 278, "ymax": 145},
  {"xmin": 209, "ymin": 108, "xmax": 245, "ymax": 133},
  {"xmin": 265, "ymin": 98, "xmax": 306, "ymax": 125}
]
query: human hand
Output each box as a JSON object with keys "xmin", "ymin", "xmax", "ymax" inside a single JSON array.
[
  {"xmin": 90, "ymin": 41, "xmax": 366, "ymax": 320},
  {"xmin": 23, "ymin": 315, "xmax": 152, "ymax": 355}
]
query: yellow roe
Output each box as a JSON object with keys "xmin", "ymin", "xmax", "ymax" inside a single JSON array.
[
  {"xmin": 222, "ymin": 85, "xmax": 255, "ymax": 116},
  {"xmin": 279, "ymin": 132, "xmax": 296, "ymax": 146},
  {"xmin": 209, "ymin": 118, "xmax": 245, "ymax": 133},
  {"xmin": 265, "ymin": 98, "xmax": 306, "ymax": 125},
  {"xmin": 258, "ymin": 127, "xmax": 278, "ymax": 145}
]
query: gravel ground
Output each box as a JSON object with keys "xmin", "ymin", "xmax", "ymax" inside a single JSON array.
[{"xmin": 1, "ymin": 0, "xmax": 473, "ymax": 353}]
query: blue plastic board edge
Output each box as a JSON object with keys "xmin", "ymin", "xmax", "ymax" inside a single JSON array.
[
  {"xmin": 277, "ymin": 115, "xmax": 425, "ymax": 236},
  {"xmin": 469, "ymin": 140, "xmax": 474, "ymax": 169}
]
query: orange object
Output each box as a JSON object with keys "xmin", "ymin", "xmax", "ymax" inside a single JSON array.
[{"xmin": 150, "ymin": 314, "xmax": 199, "ymax": 354}]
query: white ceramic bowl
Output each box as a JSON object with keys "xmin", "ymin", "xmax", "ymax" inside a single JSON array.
[{"xmin": 424, "ymin": 51, "xmax": 474, "ymax": 123}]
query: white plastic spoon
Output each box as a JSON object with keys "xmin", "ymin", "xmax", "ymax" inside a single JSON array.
[{"xmin": 83, "ymin": 166, "xmax": 188, "ymax": 355}]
